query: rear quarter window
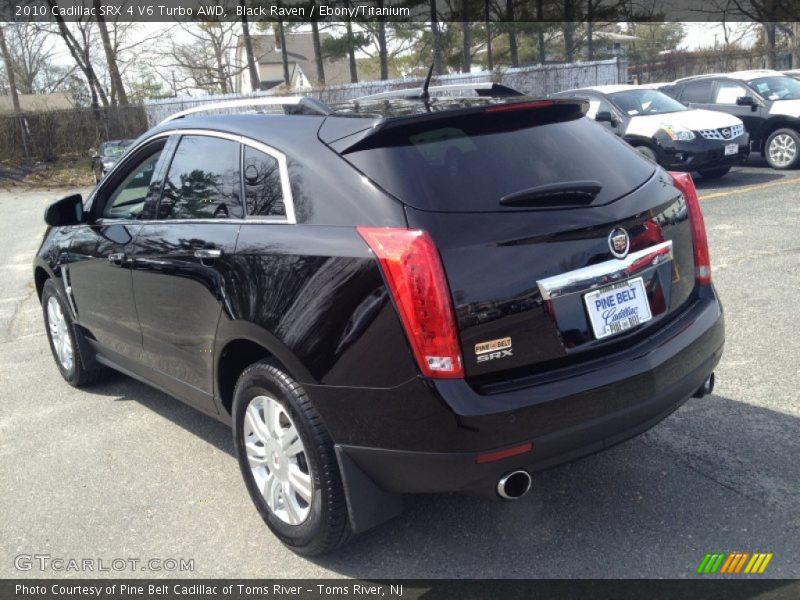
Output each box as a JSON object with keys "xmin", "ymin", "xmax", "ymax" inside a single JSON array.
[
  {"xmin": 159, "ymin": 135, "xmax": 243, "ymax": 220},
  {"xmin": 680, "ymin": 81, "xmax": 714, "ymax": 104},
  {"xmin": 344, "ymin": 112, "xmax": 654, "ymax": 212}
]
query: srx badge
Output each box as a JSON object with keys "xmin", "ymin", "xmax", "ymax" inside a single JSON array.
[{"xmin": 475, "ymin": 337, "xmax": 513, "ymax": 363}]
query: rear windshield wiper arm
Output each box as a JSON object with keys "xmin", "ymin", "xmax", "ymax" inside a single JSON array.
[{"xmin": 499, "ymin": 181, "xmax": 602, "ymax": 207}]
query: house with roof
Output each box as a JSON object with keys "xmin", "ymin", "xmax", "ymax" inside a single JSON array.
[
  {"xmin": 593, "ymin": 31, "xmax": 638, "ymax": 58},
  {"xmin": 235, "ymin": 31, "xmax": 352, "ymax": 92},
  {"xmin": 0, "ymin": 92, "xmax": 74, "ymax": 114}
]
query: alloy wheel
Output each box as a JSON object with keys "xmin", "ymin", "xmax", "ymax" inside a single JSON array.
[
  {"xmin": 768, "ymin": 134, "xmax": 797, "ymax": 167},
  {"xmin": 47, "ymin": 296, "xmax": 73, "ymax": 371},
  {"xmin": 243, "ymin": 395, "xmax": 313, "ymax": 525}
]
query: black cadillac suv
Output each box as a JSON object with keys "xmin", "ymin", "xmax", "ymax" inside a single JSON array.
[{"xmin": 33, "ymin": 89, "xmax": 724, "ymax": 555}]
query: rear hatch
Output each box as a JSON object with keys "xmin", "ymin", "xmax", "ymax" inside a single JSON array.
[{"xmin": 334, "ymin": 101, "xmax": 696, "ymax": 383}]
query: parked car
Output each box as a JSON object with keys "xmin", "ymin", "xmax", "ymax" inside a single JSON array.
[
  {"xmin": 784, "ymin": 70, "xmax": 800, "ymax": 82},
  {"xmin": 552, "ymin": 85, "xmax": 749, "ymax": 178},
  {"xmin": 34, "ymin": 90, "xmax": 723, "ymax": 555},
  {"xmin": 91, "ymin": 139, "xmax": 134, "ymax": 183},
  {"xmin": 662, "ymin": 70, "xmax": 800, "ymax": 169}
]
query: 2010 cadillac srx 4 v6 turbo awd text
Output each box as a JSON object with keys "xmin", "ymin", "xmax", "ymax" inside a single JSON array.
[{"xmin": 34, "ymin": 87, "xmax": 724, "ymax": 555}]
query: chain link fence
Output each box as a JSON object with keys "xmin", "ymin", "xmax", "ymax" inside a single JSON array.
[
  {"xmin": 630, "ymin": 50, "xmax": 793, "ymax": 84},
  {"xmin": 143, "ymin": 58, "xmax": 625, "ymax": 125}
]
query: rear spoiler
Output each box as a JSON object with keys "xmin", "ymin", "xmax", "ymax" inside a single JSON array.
[{"xmin": 321, "ymin": 99, "xmax": 588, "ymax": 155}]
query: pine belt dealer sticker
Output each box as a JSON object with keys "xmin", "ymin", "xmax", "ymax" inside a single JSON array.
[{"xmin": 475, "ymin": 337, "xmax": 513, "ymax": 363}]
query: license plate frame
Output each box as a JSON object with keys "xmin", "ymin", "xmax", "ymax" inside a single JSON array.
[
  {"xmin": 583, "ymin": 277, "xmax": 653, "ymax": 340},
  {"xmin": 724, "ymin": 143, "xmax": 738, "ymax": 156}
]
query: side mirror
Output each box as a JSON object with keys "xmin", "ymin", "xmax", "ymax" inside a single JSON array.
[
  {"xmin": 736, "ymin": 96, "xmax": 757, "ymax": 110},
  {"xmin": 44, "ymin": 194, "xmax": 85, "ymax": 227},
  {"xmin": 596, "ymin": 111, "xmax": 618, "ymax": 126}
]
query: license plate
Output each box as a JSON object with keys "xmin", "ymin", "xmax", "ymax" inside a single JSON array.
[
  {"xmin": 725, "ymin": 143, "xmax": 738, "ymax": 156},
  {"xmin": 584, "ymin": 277, "xmax": 652, "ymax": 340}
]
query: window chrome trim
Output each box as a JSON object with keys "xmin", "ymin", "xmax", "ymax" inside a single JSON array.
[
  {"xmin": 92, "ymin": 128, "xmax": 296, "ymax": 225},
  {"xmin": 537, "ymin": 240, "xmax": 673, "ymax": 301}
]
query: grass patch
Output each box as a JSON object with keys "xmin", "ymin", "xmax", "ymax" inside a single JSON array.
[{"xmin": 0, "ymin": 154, "xmax": 94, "ymax": 190}]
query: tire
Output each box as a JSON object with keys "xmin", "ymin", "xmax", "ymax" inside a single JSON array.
[
  {"xmin": 635, "ymin": 145, "xmax": 658, "ymax": 163},
  {"xmin": 232, "ymin": 360, "xmax": 351, "ymax": 556},
  {"xmin": 41, "ymin": 279, "xmax": 106, "ymax": 387},
  {"xmin": 699, "ymin": 166, "xmax": 731, "ymax": 179},
  {"xmin": 765, "ymin": 128, "xmax": 800, "ymax": 170}
]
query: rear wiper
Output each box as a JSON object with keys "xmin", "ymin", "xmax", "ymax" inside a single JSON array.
[{"xmin": 499, "ymin": 181, "xmax": 602, "ymax": 207}]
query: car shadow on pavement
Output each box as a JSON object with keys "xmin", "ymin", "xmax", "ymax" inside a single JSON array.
[
  {"xmin": 87, "ymin": 371, "xmax": 235, "ymax": 457},
  {"xmin": 83, "ymin": 373, "xmax": 800, "ymax": 578}
]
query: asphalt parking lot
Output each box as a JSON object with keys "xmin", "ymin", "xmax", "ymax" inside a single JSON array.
[{"xmin": 1, "ymin": 158, "xmax": 799, "ymax": 579}]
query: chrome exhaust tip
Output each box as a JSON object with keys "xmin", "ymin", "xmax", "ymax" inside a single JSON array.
[
  {"xmin": 497, "ymin": 470, "xmax": 532, "ymax": 500},
  {"xmin": 692, "ymin": 373, "xmax": 715, "ymax": 398}
]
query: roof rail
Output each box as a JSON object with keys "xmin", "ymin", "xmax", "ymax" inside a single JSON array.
[
  {"xmin": 159, "ymin": 96, "xmax": 333, "ymax": 125},
  {"xmin": 355, "ymin": 82, "xmax": 524, "ymax": 102},
  {"xmin": 672, "ymin": 73, "xmax": 724, "ymax": 84}
]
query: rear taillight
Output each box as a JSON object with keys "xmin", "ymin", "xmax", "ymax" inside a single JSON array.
[
  {"xmin": 669, "ymin": 171, "xmax": 711, "ymax": 284},
  {"xmin": 356, "ymin": 227, "xmax": 464, "ymax": 379}
]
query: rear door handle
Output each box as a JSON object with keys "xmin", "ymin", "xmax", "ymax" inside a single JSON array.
[{"xmin": 194, "ymin": 248, "xmax": 222, "ymax": 259}]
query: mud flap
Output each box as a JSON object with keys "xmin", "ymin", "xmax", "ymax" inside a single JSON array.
[{"xmin": 334, "ymin": 445, "xmax": 403, "ymax": 534}]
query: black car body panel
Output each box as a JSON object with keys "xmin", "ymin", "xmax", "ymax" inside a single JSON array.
[{"xmin": 34, "ymin": 94, "xmax": 724, "ymax": 535}]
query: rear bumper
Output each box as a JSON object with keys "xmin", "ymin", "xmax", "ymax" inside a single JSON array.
[{"xmin": 311, "ymin": 286, "xmax": 723, "ymax": 496}]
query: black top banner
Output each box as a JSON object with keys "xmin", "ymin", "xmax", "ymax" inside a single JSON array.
[{"xmin": 2, "ymin": 0, "xmax": 799, "ymax": 23}]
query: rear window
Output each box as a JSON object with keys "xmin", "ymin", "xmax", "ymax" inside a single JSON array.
[{"xmin": 344, "ymin": 112, "xmax": 655, "ymax": 212}]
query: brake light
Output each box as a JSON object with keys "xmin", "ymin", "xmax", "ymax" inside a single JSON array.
[
  {"xmin": 669, "ymin": 171, "xmax": 711, "ymax": 284},
  {"xmin": 485, "ymin": 100, "xmax": 554, "ymax": 113},
  {"xmin": 357, "ymin": 227, "xmax": 463, "ymax": 379}
]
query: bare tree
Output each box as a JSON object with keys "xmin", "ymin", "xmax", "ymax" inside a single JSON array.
[
  {"xmin": 562, "ymin": 0, "xmax": 576, "ymax": 61},
  {"xmin": 723, "ymin": 0, "xmax": 796, "ymax": 68},
  {"xmin": 376, "ymin": 4, "xmax": 389, "ymax": 80},
  {"xmin": 462, "ymin": 0, "xmax": 472, "ymax": 73},
  {"xmin": 0, "ymin": 23, "xmax": 63, "ymax": 94},
  {"xmin": 311, "ymin": 19, "xmax": 326, "ymax": 85},
  {"xmin": 165, "ymin": 22, "xmax": 245, "ymax": 94},
  {"xmin": 506, "ymin": 0, "xmax": 519, "ymax": 67},
  {"xmin": 93, "ymin": 0, "xmax": 128, "ymax": 105},
  {"xmin": 537, "ymin": 0, "xmax": 546, "ymax": 62},
  {"xmin": 276, "ymin": 22, "xmax": 290, "ymax": 86},
  {"xmin": 240, "ymin": 0, "xmax": 261, "ymax": 91},
  {"xmin": 344, "ymin": 5, "xmax": 359, "ymax": 82},
  {"xmin": 44, "ymin": 1, "xmax": 109, "ymax": 110},
  {"xmin": 587, "ymin": 2, "xmax": 594, "ymax": 60},
  {"xmin": 356, "ymin": 22, "xmax": 415, "ymax": 80},
  {"xmin": 484, "ymin": 0, "xmax": 494, "ymax": 70},
  {"xmin": 0, "ymin": 25, "xmax": 21, "ymax": 114},
  {"xmin": 431, "ymin": 0, "xmax": 443, "ymax": 74}
]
